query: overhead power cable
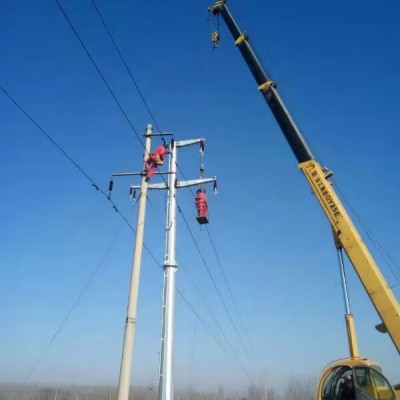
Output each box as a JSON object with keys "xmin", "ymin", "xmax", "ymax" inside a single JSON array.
[
  {"xmin": 172, "ymin": 154, "xmax": 254, "ymax": 358},
  {"xmin": 205, "ymin": 224, "xmax": 253, "ymax": 350},
  {"xmin": 2, "ymin": 8, "xmax": 257, "ymax": 385},
  {"xmin": 54, "ymin": 0, "xmax": 145, "ymax": 149},
  {"xmin": 0, "ymin": 85, "xmax": 134, "ymax": 229},
  {"xmin": 173, "ymin": 147, "xmax": 253, "ymax": 356},
  {"xmin": 24, "ymin": 218, "xmax": 129, "ymax": 384},
  {"xmin": 90, "ymin": 0, "xmax": 163, "ymax": 134},
  {"xmin": 177, "ymin": 287, "xmax": 259, "ymax": 390},
  {"xmin": 138, "ymin": 230, "xmax": 244, "ymax": 366},
  {"xmin": 334, "ymin": 181, "xmax": 400, "ymax": 287},
  {"xmin": 53, "ymin": 0, "xmax": 257, "ymax": 380},
  {"xmin": 0, "ymin": 89, "xmax": 231, "ymax": 380},
  {"xmin": 146, "ymin": 199, "xmax": 239, "ymax": 356},
  {"xmin": 0, "ymin": 87, "xmax": 243, "ymax": 382},
  {"xmin": 177, "ymin": 201, "xmax": 252, "ymax": 359}
]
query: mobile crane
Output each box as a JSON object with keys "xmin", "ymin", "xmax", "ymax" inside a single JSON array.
[{"xmin": 207, "ymin": 1, "xmax": 400, "ymax": 400}]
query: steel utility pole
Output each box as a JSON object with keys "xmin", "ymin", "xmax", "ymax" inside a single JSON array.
[
  {"xmin": 131, "ymin": 137, "xmax": 216, "ymax": 400},
  {"xmin": 117, "ymin": 124, "xmax": 152, "ymax": 400}
]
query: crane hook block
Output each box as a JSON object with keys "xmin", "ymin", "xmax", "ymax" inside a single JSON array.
[
  {"xmin": 211, "ymin": 31, "xmax": 220, "ymax": 47},
  {"xmin": 195, "ymin": 189, "xmax": 209, "ymax": 225}
]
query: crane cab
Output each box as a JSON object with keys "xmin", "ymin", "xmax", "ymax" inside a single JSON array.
[
  {"xmin": 317, "ymin": 358, "xmax": 398, "ymax": 400},
  {"xmin": 195, "ymin": 188, "xmax": 209, "ymax": 224}
]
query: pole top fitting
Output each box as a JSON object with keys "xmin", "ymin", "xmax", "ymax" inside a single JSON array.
[{"xmin": 144, "ymin": 124, "xmax": 153, "ymax": 137}]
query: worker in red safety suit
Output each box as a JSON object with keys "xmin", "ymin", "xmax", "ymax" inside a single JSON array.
[
  {"xmin": 195, "ymin": 189, "xmax": 208, "ymax": 217},
  {"xmin": 144, "ymin": 144, "xmax": 170, "ymax": 181}
]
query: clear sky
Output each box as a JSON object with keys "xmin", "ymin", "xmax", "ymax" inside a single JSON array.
[{"xmin": 1, "ymin": 0, "xmax": 400, "ymax": 393}]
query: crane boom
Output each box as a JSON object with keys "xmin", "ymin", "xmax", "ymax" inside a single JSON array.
[
  {"xmin": 209, "ymin": 1, "xmax": 313, "ymax": 164},
  {"xmin": 208, "ymin": 0, "xmax": 400, "ymax": 353}
]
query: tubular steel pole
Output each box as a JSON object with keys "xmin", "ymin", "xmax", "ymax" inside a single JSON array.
[
  {"xmin": 117, "ymin": 124, "xmax": 152, "ymax": 400},
  {"xmin": 159, "ymin": 141, "xmax": 178, "ymax": 400}
]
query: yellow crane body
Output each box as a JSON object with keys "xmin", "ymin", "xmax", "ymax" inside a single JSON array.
[{"xmin": 300, "ymin": 160, "xmax": 400, "ymax": 353}]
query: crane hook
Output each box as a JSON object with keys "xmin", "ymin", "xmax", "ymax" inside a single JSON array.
[{"xmin": 211, "ymin": 31, "xmax": 220, "ymax": 48}]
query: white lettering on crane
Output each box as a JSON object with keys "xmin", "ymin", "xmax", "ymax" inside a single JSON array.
[{"xmin": 310, "ymin": 169, "xmax": 341, "ymax": 218}]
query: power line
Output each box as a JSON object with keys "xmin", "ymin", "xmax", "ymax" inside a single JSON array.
[
  {"xmin": 0, "ymin": 85, "xmax": 135, "ymax": 232},
  {"xmin": 174, "ymin": 135, "xmax": 252, "ymax": 352},
  {"xmin": 205, "ymin": 224, "xmax": 253, "ymax": 351},
  {"xmin": 55, "ymin": 0, "xmax": 237, "ymax": 346},
  {"xmin": 57, "ymin": 0, "xmax": 246, "ymax": 338},
  {"xmin": 130, "ymin": 212, "xmax": 257, "ymax": 382},
  {"xmin": 67, "ymin": 0, "xmax": 251, "ymax": 358},
  {"xmin": 177, "ymin": 247, "xmax": 244, "ymax": 358},
  {"xmin": 1, "ymin": 25, "xmax": 256, "ymax": 391},
  {"xmin": 146, "ymin": 192, "xmax": 243, "ymax": 359},
  {"xmin": 24, "ymin": 218, "xmax": 130, "ymax": 384},
  {"xmin": 171, "ymin": 146, "xmax": 253, "ymax": 359},
  {"xmin": 170, "ymin": 152, "xmax": 255, "ymax": 359},
  {"xmin": 54, "ymin": 0, "xmax": 145, "ymax": 149},
  {"xmin": 177, "ymin": 201, "xmax": 252, "ymax": 359},
  {"xmin": 1, "ymin": 86, "xmax": 97, "ymax": 187},
  {"xmin": 177, "ymin": 286, "xmax": 259, "ymax": 391},
  {"xmin": 334, "ymin": 181, "xmax": 400, "ymax": 287},
  {"xmin": 52, "ymin": 0, "xmax": 257, "ymax": 382},
  {"xmin": 90, "ymin": 0, "xmax": 163, "ymax": 134},
  {"xmin": 143, "ymin": 168, "xmax": 255, "ymax": 378}
]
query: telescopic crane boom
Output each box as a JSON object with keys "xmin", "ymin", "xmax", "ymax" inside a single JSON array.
[{"xmin": 208, "ymin": 0, "xmax": 400, "ymax": 354}]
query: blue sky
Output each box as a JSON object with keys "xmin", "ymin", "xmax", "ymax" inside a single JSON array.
[{"xmin": 1, "ymin": 0, "xmax": 400, "ymax": 393}]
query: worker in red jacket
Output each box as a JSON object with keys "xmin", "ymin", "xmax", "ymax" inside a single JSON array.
[
  {"xmin": 144, "ymin": 144, "xmax": 170, "ymax": 181},
  {"xmin": 195, "ymin": 189, "xmax": 208, "ymax": 218}
]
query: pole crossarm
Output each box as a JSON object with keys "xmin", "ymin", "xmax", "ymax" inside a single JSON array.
[
  {"xmin": 130, "ymin": 183, "xmax": 169, "ymax": 190},
  {"xmin": 112, "ymin": 172, "xmax": 143, "ymax": 177},
  {"xmin": 176, "ymin": 138, "xmax": 205, "ymax": 148},
  {"xmin": 146, "ymin": 132, "xmax": 174, "ymax": 137},
  {"xmin": 114, "ymin": 172, "xmax": 174, "ymax": 178},
  {"xmin": 176, "ymin": 177, "xmax": 216, "ymax": 188}
]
